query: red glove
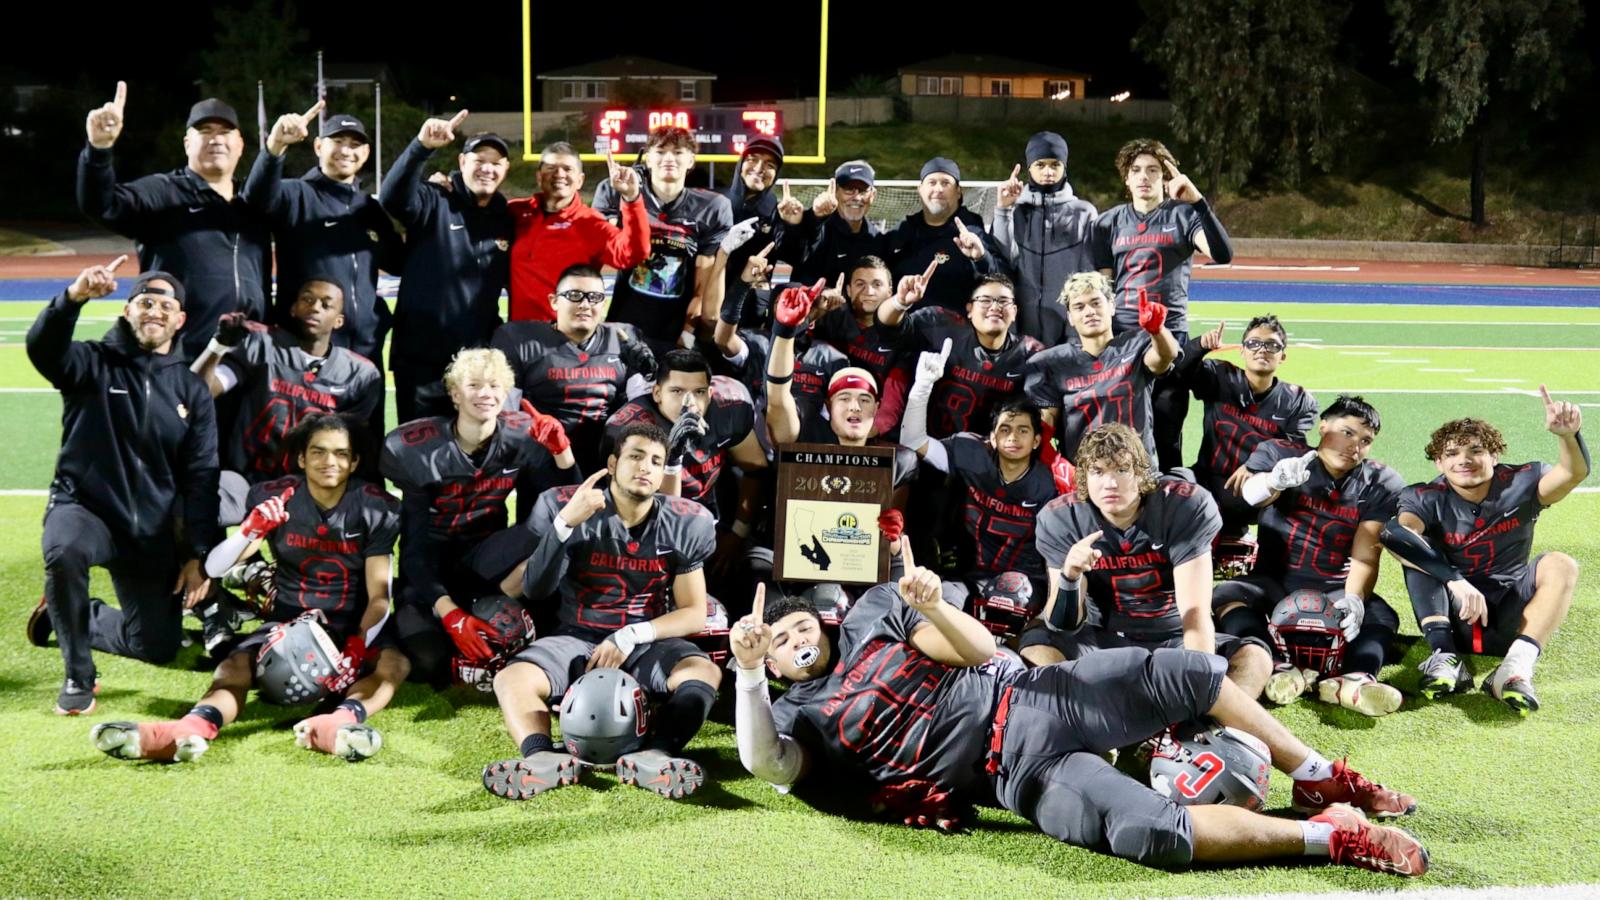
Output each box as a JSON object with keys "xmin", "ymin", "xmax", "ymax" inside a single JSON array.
[
  {"xmin": 1050, "ymin": 456, "xmax": 1076, "ymax": 496},
  {"xmin": 442, "ymin": 608, "xmax": 496, "ymax": 662},
  {"xmin": 241, "ymin": 487, "xmax": 294, "ymax": 540},
  {"xmin": 1137, "ymin": 288, "xmax": 1167, "ymax": 335},
  {"xmin": 772, "ymin": 278, "xmax": 827, "ymax": 338},
  {"xmin": 323, "ymin": 634, "xmax": 370, "ymax": 693},
  {"xmin": 520, "ymin": 399, "xmax": 571, "ymax": 456},
  {"xmin": 869, "ymin": 779, "xmax": 963, "ymax": 832},
  {"xmin": 878, "ymin": 509, "xmax": 905, "ymax": 543}
]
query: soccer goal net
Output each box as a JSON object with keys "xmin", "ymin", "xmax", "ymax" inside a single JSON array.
[{"xmin": 779, "ymin": 180, "xmax": 1007, "ymax": 231}]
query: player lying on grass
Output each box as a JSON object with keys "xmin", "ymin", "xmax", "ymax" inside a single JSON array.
[
  {"xmin": 1384, "ymin": 389, "xmax": 1587, "ymax": 715},
  {"xmin": 482, "ymin": 424, "xmax": 723, "ymax": 800},
  {"xmin": 1216, "ymin": 395, "xmax": 1408, "ymax": 716},
  {"xmin": 91, "ymin": 413, "xmax": 409, "ymax": 762},
  {"xmin": 1016, "ymin": 424, "xmax": 1272, "ymax": 699},
  {"xmin": 730, "ymin": 542, "xmax": 1426, "ymax": 876}
]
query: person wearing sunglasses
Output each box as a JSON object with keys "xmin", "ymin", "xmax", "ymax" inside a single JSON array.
[{"xmin": 491, "ymin": 264, "xmax": 658, "ymax": 474}]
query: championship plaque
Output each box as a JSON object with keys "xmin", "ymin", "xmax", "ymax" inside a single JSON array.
[{"xmin": 773, "ymin": 443, "xmax": 894, "ymax": 585}]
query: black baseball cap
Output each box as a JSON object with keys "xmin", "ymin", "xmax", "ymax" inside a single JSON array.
[
  {"xmin": 187, "ymin": 99, "xmax": 240, "ymax": 130},
  {"xmin": 130, "ymin": 271, "xmax": 186, "ymax": 307},
  {"xmin": 833, "ymin": 159, "xmax": 875, "ymax": 188},
  {"xmin": 462, "ymin": 133, "xmax": 510, "ymax": 158},
  {"xmin": 742, "ymin": 137, "xmax": 785, "ymax": 167},
  {"xmin": 320, "ymin": 114, "xmax": 369, "ymax": 143}
]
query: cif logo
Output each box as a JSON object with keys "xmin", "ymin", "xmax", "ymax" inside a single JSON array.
[{"xmin": 836, "ymin": 512, "xmax": 859, "ymax": 530}]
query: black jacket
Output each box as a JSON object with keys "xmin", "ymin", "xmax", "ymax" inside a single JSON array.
[
  {"xmin": 76, "ymin": 145, "xmax": 272, "ymax": 361},
  {"xmin": 781, "ymin": 210, "xmax": 888, "ymax": 290},
  {"xmin": 719, "ymin": 180, "xmax": 789, "ymax": 327},
  {"xmin": 379, "ymin": 139, "xmax": 511, "ymax": 367},
  {"xmin": 242, "ymin": 153, "xmax": 406, "ymax": 362},
  {"xmin": 27, "ymin": 293, "xmax": 222, "ymax": 556},
  {"xmin": 885, "ymin": 206, "xmax": 1012, "ymax": 315}
]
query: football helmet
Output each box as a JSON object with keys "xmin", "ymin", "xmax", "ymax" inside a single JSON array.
[
  {"xmin": 1212, "ymin": 534, "xmax": 1259, "ymax": 581},
  {"xmin": 451, "ymin": 595, "xmax": 536, "ymax": 692},
  {"xmin": 1270, "ymin": 589, "xmax": 1347, "ymax": 677},
  {"xmin": 800, "ymin": 583, "xmax": 851, "ymax": 627},
  {"xmin": 559, "ymin": 668, "xmax": 648, "ymax": 766},
  {"xmin": 254, "ymin": 611, "xmax": 342, "ymax": 706},
  {"xmin": 1149, "ymin": 722, "xmax": 1272, "ymax": 811},
  {"xmin": 972, "ymin": 571, "xmax": 1035, "ymax": 637}
]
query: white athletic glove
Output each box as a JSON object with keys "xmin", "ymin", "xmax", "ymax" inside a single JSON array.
[
  {"xmin": 1267, "ymin": 451, "xmax": 1318, "ymax": 492},
  {"xmin": 608, "ymin": 622, "xmax": 656, "ymax": 659},
  {"xmin": 1333, "ymin": 591, "xmax": 1365, "ymax": 642},
  {"xmin": 721, "ymin": 216, "xmax": 761, "ymax": 254},
  {"xmin": 911, "ymin": 337, "xmax": 952, "ymax": 399}
]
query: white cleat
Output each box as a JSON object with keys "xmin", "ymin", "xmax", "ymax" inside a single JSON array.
[
  {"xmin": 1318, "ymin": 673, "xmax": 1403, "ymax": 717},
  {"xmin": 1265, "ymin": 664, "xmax": 1316, "ymax": 706}
]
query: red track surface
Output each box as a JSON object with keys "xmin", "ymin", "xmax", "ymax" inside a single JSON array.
[{"xmin": 4, "ymin": 248, "xmax": 1599, "ymax": 287}]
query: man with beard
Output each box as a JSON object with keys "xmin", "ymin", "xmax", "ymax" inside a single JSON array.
[
  {"xmin": 76, "ymin": 83, "xmax": 271, "ymax": 360},
  {"xmin": 884, "ymin": 158, "xmax": 1011, "ymax": 316},
  {"xmin": 991, "ymin": 131, "xmax": 1099, "ymax": 345},
  {"xmin": 380, "ymin": 111, "xmax": 513, "ymax": 423},
  {"xmin": 507, "ymin": 143, "xmax": 648, "ymax": 322}
]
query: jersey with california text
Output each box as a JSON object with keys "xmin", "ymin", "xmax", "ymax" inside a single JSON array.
[
  {"xmin": 526, "ymin": 486, "xmax": 716, "ymax": 632},
  {"xmin": 604, "ymin": 376, "xmax": 756, "ymax": 520},
  {"xmin": 246, "ymin": 475, "xmax": 400, "ymax": 637},
  {"xmin": 1024, "ymin": 330, "xmax": 1156, "ymax": 463},
  {"xmin": 220, "ymin": 323, "xmax": 382, "ymax": 480},
  {"xmin": 1190, "ymin": 362, "xmax": 1318, "ymax": 483},
  {"xmin": 810, "ymin": 305, "xmax": 904, "ymax": 387},
  {"xmin": 1091, "ymin": 200, "xmax": 1204, "ymax": 336},
  {"xmin": 726, "ymin": 331, "xmax": 849, "ymax": 411},
  {"xmin": 944, "ymin": 433, "xmax": 1059, "ymax": 580},
  {"xmin": 1398, "ymin": 462, "xmax": 1550, "ymax": 583},
  {"xmin": 901, "ymin": 306, "xmax": 1044, "ymax": 439},
  {"xmin": 772, "ymin": 584, "xmax": 1008, "ymax": 796},
  {"xmin": 1034, "ymin": 478, "xmax": 1220, "ymax": 640},
  {"xmin": 490, "ymin": 319, "xmax": 655, "ymax": 460},
  {"xmin": 1246, "ymin": 440, "xmax": 1404, "ymax": 590},
  {"xmin": 593, "ymin": 175, "xmax": 733, "ymax": 347}
]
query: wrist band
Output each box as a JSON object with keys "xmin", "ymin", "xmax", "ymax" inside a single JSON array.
[
  {"xmin": 765, "ymin": 372, "xmax": 793, "ymax": 385},
  {"xmin": 731, "ymin": 519, "xmax": 752, "ymax": 539},
  {"xmin": 735, "ymin": 664, "xmax": 768, "ymax": 690}
]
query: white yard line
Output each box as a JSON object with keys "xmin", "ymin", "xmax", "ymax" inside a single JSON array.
[
  {"xmin": 1337, "ymin": 350, "xmax": 1390, "ymax": 356},
  {"xmin": 1374, "ymin": 358, "xmax": 1430, "ymax": 364},
  {"xmin": 1419, "ymin": 368, "xmax": 1474, "ymax": 372},
  {"xmin": 1212, "ymin": 317, "xmax": 1600, "ymax": 326},
  {"xmin": 0, "ymin": 489, "xmax": 47, "ymax": 496},
  {"xmin": 1307, "ymin": 344, "xmax": 1598, "ymax": 352},
  {"xmin": 1464, "ymin": 378, "xmax": 1526, "ymax": 383},
  {"xmin": 1307, "ymin": 388, "xmax": 1600, "ymax": 395},
  {"xmin": 0, "ymin": 387, "xmax": 53, "ymax": 393}
]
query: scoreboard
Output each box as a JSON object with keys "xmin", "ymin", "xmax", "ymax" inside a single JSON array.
[{"xmin": 592, "ymin": 107, "xmax": 783, "ymax": 159}]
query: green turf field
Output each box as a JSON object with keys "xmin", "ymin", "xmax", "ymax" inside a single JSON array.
[{"xmin": 1, "ymin": 299, "xmax": 1597, "ymax": 897}]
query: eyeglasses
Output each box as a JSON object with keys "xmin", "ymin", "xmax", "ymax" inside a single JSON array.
[
  {"xmin": 557, "ymin": 290, "xmax": 607, "ymax": 306},
  {"xmin": 1242, "ymin": 338, "xmax": 1285, "ymax": 353},
  {"xmin": 131, "ymin": 296, "xmax": 182, "ymax": 315},
  {"xmin": 972, "ymin": 296, "xmax": 1016, "ymax": 310}
]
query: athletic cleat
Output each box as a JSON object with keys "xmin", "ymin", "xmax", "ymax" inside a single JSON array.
[
  {"xmin": 294, "ymin": 714, "xmax": 383, "ymax": 761},
  {"xmin": 91, "ymin": 721, "xmax": 209, "ymax": 762},
  {"xmin": 1483, "ymin": 663, "xmax": 1539, "ymax": 716},
  {"xmin": 1318, "ymin": 673, "xmax": 1403, "ymax": 717},
  {"xmin": 1293, "ymin": 758, "xmax": 1416, "ymax": 818},
  {"xmin": 616, "ymin": 748, "xmax": 706, "ymax": 799},
  {"xmin": 1417, "ymin": 650, "xmax": 1472, "ymax": 700},
  {"xmin": 221, "ymin": 560, "xmax": 276, "ymax": 614},
  {"xmin": 482, "ymin": 751, "xmax": 581, "ymax": 799},
  {"xmin": 1313, "ymin": 803, "xmax": 1429, "ymax": 877},
  {"xmin": 54, "ymin": 678, "xmax": 98, "ymax": 716},
  {"xmin": 1265, "ymin": 663, "xmax": 1314, "ymax": 706},
  {"xmin": 198, "ymin": 595, "xmax": 253, "ymax": 658},
  {"xmin": 26, "ymin": 597, "xmax": 52, "ymax": 647}
]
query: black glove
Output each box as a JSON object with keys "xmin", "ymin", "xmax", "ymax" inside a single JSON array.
[
  {"xmin": 215, "ymin": 311, "xmax": 250, "ymax": 347},
  {"xmin": 667, "ymin": 410, "xmax": 707, "ymax": 468}
]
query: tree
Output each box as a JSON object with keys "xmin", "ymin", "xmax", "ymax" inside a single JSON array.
[
  {"xmin": 196, "ymin": 0, "xmax": 311, "ymax": 143},
  {"xmin": 1388, "ymin": 0, "xmax": 1584, "ymax": 226},
  {"xmin": 1136, "ymin": 0, "xmax": 1353, "ymax": 195}
]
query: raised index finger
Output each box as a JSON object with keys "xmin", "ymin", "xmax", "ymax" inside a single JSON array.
[
  {"xmin": 1080, "ymin": 529, "xmax": 1104, "ymax": 546},
  {"xmin": 1010, "ymin": 163, "xmax": 1021, "ymax": 181},
  {"xmin": 447, "ymin": 109, "xmax": 469, "ymax": 129},
  {"xmin": 899, "ymin": 540, "xmax": 915, "ymax": 573},
  {"xmin": 607, "ymin": 148, "xmax": 619, "ymax": 172},
  {"xmin": 1162, "ymin": 159, "xmax": 1180, "ymax": 180},
  {"xmin": 921, "ymin": 258, "xmax": 940, "ymax": 281},
  {"xmin": 1539, "ymin": 383, "xmax": 1555, "ymax": 406},
  {"xmin": 751, "ymin": 582, "xmax": 766, "ymax": 623},
  {"xmin": 106, "ymin": 254, "xmax": 129, "ymax": 272},
  {"xmin": 302, "ymin": 99, "xmax": 325, "ymax": 120},
  {"xmin": 580, "ymin": 468, "xmax": 607, "ymax": 488},
  {"xmin": 954, "ymin": 218, "xmax": 969, "ymax": 234},
  {"xmin": 782, "ymin": 180, "xmax": 792, "ymax": 200},
  {"xmin": 112, "ymin": 80, "xmax": 127, "ymax": 110}
]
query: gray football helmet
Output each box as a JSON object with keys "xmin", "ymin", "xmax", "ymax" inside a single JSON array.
[
  {"xmin": 559, "ymin": 667, "xmax": 648, "ymax": 765},
  {"xmin": 1270, "ymin": 588, "xmax": 1347, "ymax": 677},
  {"xmin": 1149, "ymin": 723, "xmax": 1272, "ymax": 811},
  {"xmin": 800, "ymin": 583, "xmax": 851, "ymax": 626},
  {"xmin": 254, "ymin": 611, "xmax": 342, "ymax": 706}
]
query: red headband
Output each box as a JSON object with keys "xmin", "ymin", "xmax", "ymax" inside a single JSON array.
[{"xmin": 828, "ymin": 374, "xmax": 878, "ymax": 401}]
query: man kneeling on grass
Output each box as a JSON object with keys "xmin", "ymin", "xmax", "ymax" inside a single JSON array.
[
  {"xmin": 730, "ymin": 542, "xmax": 1429, "ymax": 876},
  {"xmin": 91, "ymin": 413, "xmax": 410, "ymax": 762}
]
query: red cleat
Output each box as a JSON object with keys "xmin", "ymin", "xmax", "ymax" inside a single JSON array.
[
  {"xmin": 91, "ymin": 715, "xmax": 217, "ymax": 762},
  {"xmin": 1294, "ymin": 758, "xmax": 1416, "ymax": 818},
  {"xmin": 1313, "ymin": 803, "xmax": 1429, "ymax": 876}
]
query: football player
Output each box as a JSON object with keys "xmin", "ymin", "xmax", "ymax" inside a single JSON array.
[
  {"xmin": 191, "ymin": 277, "xmax": 383, "ymax": 519},
  {"xmin": 491, "ymin": 264, "xmax": 657, "ymax": 472},
  {"xmin": 1385, "ymin": 391, "xmax": 1586, "ymax": 714},
  {"xmin": 482, "ymin": 424, "xmax": 722, "ymax": 800},
  {"xmin": 1091, "ymin": 139, "xmax": 1234, "ymax": 471},
  {"xmin": 807, "ymin": 255, "xmax": 905, "ymax": 387},
  {"xmin": 1025, "ymin": 272, "xmax": 1177, "ymax": 465},
  {"xmin": 714, "ymin": 246, "xmax": 849, "ymax": 410},
  {"xmin": 730, "ymin": 548, "xmax": 1426, "ymax": 876},
  {"xmin": 380, "ymin": 348, "xmax": 579, "ymax": 684},
  {"xmin": 1176, "ymin": 316, "xmax": 1318, "ymax": 540},
  {"xmin": 876, "ymin": 273, "xmax": 1044, "ymax": 440},
  {"xmin": 90, "ymin": 413, "xmax": 407, "ymax": 762},
  {"xmin": 1019, "ymin": 424, "xmax": 1272, "ymax": 699},
  {"xmin": 1219, "ymin": 396, "xmax": 1407, "ymax": 716}
]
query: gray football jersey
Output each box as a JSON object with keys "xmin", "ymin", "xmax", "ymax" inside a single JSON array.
[{"xmin": 1399, "ymin": 462, "xmax": 1550, "ymax": 582}]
